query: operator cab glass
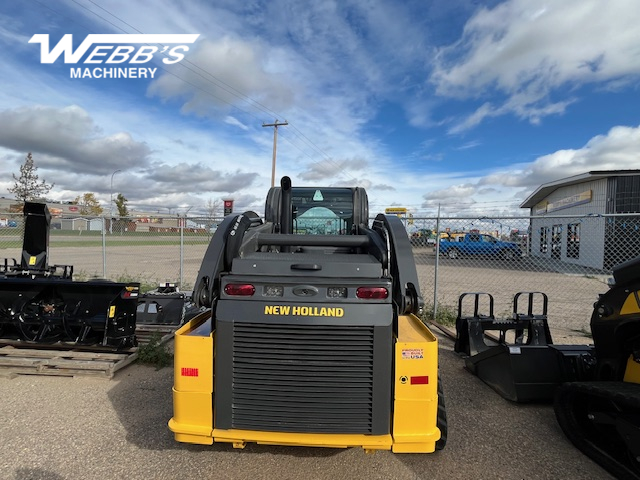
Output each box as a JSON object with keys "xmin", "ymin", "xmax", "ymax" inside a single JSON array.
[{"xmin": 291, "ymin": 187, "xmax": 354, "ymax": 235}]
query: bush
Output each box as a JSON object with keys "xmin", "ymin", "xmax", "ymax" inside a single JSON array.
[{"xmin": 136, "ymin": 333, "xmax": 173, "ymax": 369}]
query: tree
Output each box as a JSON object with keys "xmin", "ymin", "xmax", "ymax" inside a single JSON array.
[
  {"xmin": 8, "ymin": 152, "xmax": 54, "ymax": 202},
  {"xmin": 72, "ymin": 193, "xmax": 103, "ymax": 216},
  {"xmin": 114, "ymin": 193, "xmax": 129, "ymax": 218},
  {"xmin": 112, "ymin": 193, "xmax": 130, "ymax": 234}
]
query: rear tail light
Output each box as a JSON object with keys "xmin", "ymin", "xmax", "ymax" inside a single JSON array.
[
  {"xmin": 224, "ymin": 283, "xmax": 255, "ymax": 296},
  {"xmin": 356, "ymin": 287, "xmax": 389, "ymax": 299}
]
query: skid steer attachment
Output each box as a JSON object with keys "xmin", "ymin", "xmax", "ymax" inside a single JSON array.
[
  {"xmin": 136, "ymin": 283, "xmax": 202, "ymax": 326},
  {"xmin": 454, "ymin": 256, "xmax": 640, "ymax": 479},
  {"xmin": 170, "ymin": 177, "xmax": 446, "ymax": 453},
  {"xmin": 0, "ymin": 202, "xmax": 139, "ymax": 347},
  {"xmin": 454, "ymin": 292, "xmax": 594, "ymax": 402}
]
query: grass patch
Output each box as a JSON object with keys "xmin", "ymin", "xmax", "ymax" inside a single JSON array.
[
  {"xmin": 422, "ymin": 302, "xmax": 458, "ymax": 327},
  {"xmin": 48, "ymin": 238, "xmax": 210, "ymax": 248},
  {"xmin": 113, "ymin": 272, "xmax": 162, "ymax": 293},
  {"xmin": 71, "ymin": 270, "xmax": 164, "ymax": 293},
  {"xmin": 136, "ymin": 333, "xmax": 173, "ymax": 369}
]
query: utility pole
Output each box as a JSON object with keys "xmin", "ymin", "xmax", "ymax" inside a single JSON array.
[{"xmin": 262, "ymin": 120, "xmax": 288, "ymax": 187}]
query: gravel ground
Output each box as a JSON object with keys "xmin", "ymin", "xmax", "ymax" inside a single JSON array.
[
  {"xmin": 0, "ymin": 241, "xmax": 615, "ymax": 479},
  {"xmin": 0, "ymin": 333, "xmax": 613, "ymax": 480}
]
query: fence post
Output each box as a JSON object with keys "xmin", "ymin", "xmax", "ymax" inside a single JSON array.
[
  {"xmin": 102, "ymin": 216, "xmax": 107, "ymax": 278},
  {"xmin": 179, "ymin": 215, "xmax": 184, "ymax": 288},
  {"xmin": 433, "ymin": 204, "xmax": 441, "ymax": 322}
]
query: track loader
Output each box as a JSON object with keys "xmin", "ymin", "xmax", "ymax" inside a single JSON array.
[{"xmin": 169, "ymin": 176, "xmax": 446, "ymax": 452}]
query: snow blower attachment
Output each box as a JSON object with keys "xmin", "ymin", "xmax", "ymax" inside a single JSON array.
[
  {"xmin": 170, "ymin": 176, "xmax": 446, "ymax": 453},
  {"xmin": 0, "ymin": 202, "xmax": 139, "ymax": 347},
  {"xmin": 454, "ymin": 257, "xmax": 640, "ymax": 479}
]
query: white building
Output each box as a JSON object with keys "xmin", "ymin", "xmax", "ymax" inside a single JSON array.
[{"xmin": 520, "ymin": 170, "xmax": 640, "ymax": 271}]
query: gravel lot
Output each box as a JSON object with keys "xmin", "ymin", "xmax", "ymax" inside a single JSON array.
[
  {"xmin": 0, "ymin": 241, "xmax": 615, "ymax": 479},
  {"xmin": 0, "ymin": 333, "xmax": 613, "ymax": 480}
]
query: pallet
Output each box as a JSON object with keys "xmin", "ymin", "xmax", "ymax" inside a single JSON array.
[{"xmin": 0, "ymin": 325, "xmax": 177, "ymax": 379}]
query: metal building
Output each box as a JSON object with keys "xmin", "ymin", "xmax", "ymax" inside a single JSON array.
[{"xmin": 521, "ymin": 170, "xmax": 640, "ymax": 271}]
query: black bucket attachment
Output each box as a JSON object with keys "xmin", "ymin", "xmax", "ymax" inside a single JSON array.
[
  {"xmin": 136, "ymin": 283, "xmax": 201, "ymax": 326},
  {"xmin": 455, "ymin": 292, "xmax": 595, "ymax": 402}
]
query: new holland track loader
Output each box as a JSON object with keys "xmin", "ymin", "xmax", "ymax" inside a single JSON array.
[{"xmin": 169, "ymin": 177, "xmax": 446, "ymax": 453}]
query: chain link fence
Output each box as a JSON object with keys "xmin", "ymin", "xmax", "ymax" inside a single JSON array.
[
  {"xmin": 410, "ymin": 213, "xmax": 640, "ymax": 344},
  {"xmin": 1, "ymin": 212, "xmax": 638, "ymax": 343},
  {"xmin": 0, "ymin": 213, "xmax": 223, "ymax": 291}
]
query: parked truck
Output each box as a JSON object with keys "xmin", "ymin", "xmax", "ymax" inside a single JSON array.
[{"xmin": 438, "ymin": 232, "xmax": 521, "ymax": 260}]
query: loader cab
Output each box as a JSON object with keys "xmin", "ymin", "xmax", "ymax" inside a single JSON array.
[{"xmin": 265, "ymin": 185, "xmax": 369, "ymax": 235}]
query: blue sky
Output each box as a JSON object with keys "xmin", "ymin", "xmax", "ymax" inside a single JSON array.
[{"xmin": 0, "ymin": 0, "xmax": 639, "ymax": 217}]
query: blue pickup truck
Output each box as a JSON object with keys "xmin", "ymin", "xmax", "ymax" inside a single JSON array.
[{"xmin": 438, "ymin": 233, "xmax": 522, "ymax": 260}]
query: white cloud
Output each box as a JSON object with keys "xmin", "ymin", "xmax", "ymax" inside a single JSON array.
[
  {"xmin": 148, "ymin": 37, "xmax": 297, "ymax": 117},
  {"xmin": 0, "ymin": 105, "xmax": 151, "ymax": 175},
  {"xmin": 478, "ymin": 124, "xmax": 640, "ymax": 190},
  {"xmin": 431, "ymin": 0, "xmax": 640, "ymax": 130}
]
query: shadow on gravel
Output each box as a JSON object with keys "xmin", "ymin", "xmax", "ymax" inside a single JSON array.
[
  {"xmin": 107, "ymin": 360, "xmax": 339, "ymax": 458},
  {"xmin": 395, "ymin": 345, "xmax": 610, "ymax": 480},
  {"xmin": 15, "ymin": 469, "xmax": 65, "ymax": 480},
  {"xmin": 107, "ymin": 363, "xmax": 206, "ymax": 452}
]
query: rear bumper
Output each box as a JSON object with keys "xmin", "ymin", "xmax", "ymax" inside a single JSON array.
[{"xmin": 170, "ymin": 312, "xmax": 442, "ymax": 453}]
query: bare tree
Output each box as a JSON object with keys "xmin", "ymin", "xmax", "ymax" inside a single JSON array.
[
  {"xmin": 8, "ymin": 153, "xmax": 54, "ymax": 202},
  {"xmin": 206, "ymin": 198, "xmax": 220, "ymax": 230}
]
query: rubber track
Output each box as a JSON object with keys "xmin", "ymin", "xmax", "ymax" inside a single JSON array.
[
  {"xmin": 554, "ymin": 381, "xmax": 640, "ymax": 480},
  {"xmin": 435, "ymin": 373, "xmax": 447, "ymax": 450}
]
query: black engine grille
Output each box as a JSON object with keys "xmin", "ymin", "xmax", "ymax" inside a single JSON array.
[{"xmin": 230, "ymin": 323, "xmax": 376, "ymax": 433}]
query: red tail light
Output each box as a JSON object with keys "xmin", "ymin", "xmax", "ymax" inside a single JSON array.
[
  {"xmin": 356, "ymin": 287, "xmax": 389, "ymax": 299},
  {"xmin": 224, "ymin": 283, "xmax": 255, "ymax": 296},
  {"xmin": 411, "ymin": 376, "xmax": 429, "ymax": 385}
]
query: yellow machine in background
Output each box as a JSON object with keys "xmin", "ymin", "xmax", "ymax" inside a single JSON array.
[{"xmin": 169, "ymin": 177, "xmax": 446, "ymax": 453}]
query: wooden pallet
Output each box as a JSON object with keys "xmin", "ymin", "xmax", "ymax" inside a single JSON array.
[{"xmin": 0, "ymin": 325, "xmax": 177, "ymax": 379}]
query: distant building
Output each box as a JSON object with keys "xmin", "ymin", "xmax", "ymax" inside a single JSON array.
[
  {"xmin": 521, "ymin": 170, "xmax": 640, "ymax": 270},
  {"xmin": 60, "ymin": 218, "xmax": 89, "ymax": 231}
]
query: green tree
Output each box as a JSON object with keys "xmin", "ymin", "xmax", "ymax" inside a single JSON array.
[
  {"xmin": 72, "ymin": 192, "xmax": 103, "ymax": 215},
  {"xmin": 8, "ymin": 152, "xmax": 54, "ymax": 202},
  {"xmin": 114, "ymin": 193, "xmax": 129, "ymax": 217}
]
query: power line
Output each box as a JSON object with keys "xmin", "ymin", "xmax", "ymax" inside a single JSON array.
[{"xmin": 60, "ymin": 0, "xmax": 362, "ymax": 184}]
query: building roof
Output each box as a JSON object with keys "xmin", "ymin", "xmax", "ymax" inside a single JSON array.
[{"xmin": 520, "ymin": 170, "xmax": 640, "ymax": 209}]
